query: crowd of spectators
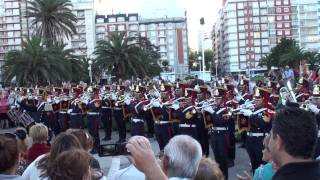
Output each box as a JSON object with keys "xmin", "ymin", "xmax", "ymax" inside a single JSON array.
[{"xmin": 0, "ymin": 105, "xmax": 319, "ymax": 180}]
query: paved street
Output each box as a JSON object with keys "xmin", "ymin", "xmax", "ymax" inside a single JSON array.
[{"xmin": 1, "ymin": 128, "xmax": 251, "ymax": 180}]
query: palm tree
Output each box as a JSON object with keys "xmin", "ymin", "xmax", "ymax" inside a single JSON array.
[
  {"xmin": 259, "ymin": 54, "xmax": 273, "ymax": 70},
  {"xmin": 280, "ymin": 46, "xmax": 306, "ymax": 67},
  {"xmin": 305, "ymin": 51, "xmax": 320, "ymax": 70},
  {"xmin": 28, "ymin": 0, "xmax": 77, "ymax": 45},
  {"xmin": 3, "ymin": 36, "xmax": 73, "ymax": 86},
  {"xmin": 94, "ymin": 32, "xmax": 161, "ymax": 79}
]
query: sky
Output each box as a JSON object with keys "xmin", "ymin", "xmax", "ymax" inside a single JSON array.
[{"xmin": 94, "ymin": 0, "xmax": 223, "ymax": 51}]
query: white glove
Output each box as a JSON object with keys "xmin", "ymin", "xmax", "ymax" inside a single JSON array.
[
  {"xmin": 236, "ymin": 95, "xmax": 242, "ymax": 102},
  {"xmin": 67, "ymin": 109, "xmax": 73, "ymax": 114},
  {"xmin": 308, "ymin": 104, "xmax": 319, "ymax": 114},
  {"xmin": 172, "ymin": 103, "xmax": 180, "ymax": 110},
  {"xmin": 151, "ymin": 99, "xmax": 160, "ymax": 107},
  {"xmin": 240, "ymin": 109, "xmax": 253, "ymax": 116},
  {"xmin": 124, "ymin": 98, "xmax": 131, "ymax": 105},
  {"xmin": 203, "ymin": 106, "xmax": 214, "ymax": 114}
]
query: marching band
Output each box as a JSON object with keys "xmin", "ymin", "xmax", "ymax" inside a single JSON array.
[{"xmin": 2, "ymin": 74, "xmax": 320, "ymax": 178}]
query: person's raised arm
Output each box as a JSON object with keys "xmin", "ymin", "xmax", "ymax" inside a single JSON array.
[{"xmin": 126, "ymin": 136, "xmax": 168, "ymax": 180}]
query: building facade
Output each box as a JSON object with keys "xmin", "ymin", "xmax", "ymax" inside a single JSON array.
[
  {"xmin": 66, "ymin": 0, "xmax": 96, "ymax": 57},
  {"xmin": 95, "ymin": 14, "xmax": 189, "ymax": 78},
  {"xmin": 0, "ymin": 0, "xmax": 28, "ymax": 69},
  {"xmin": 213, "ymin": 0, "xmax": 320, "ymax": 73}
]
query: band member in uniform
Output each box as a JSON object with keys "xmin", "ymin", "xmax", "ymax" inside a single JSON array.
[
  {"xmin": 129, "ymin": 91, "xmax": 146, "ymax": 136},
  {"xmin": 209, "ymin": 88, "xmax": 230, "ymax": 179},
  {"xmin": 113, "ymin": 85, "xmax": 127, "ymax": 143},
  {"xmin": 240, "ymin": 87, "xmax": 272, "ymax": 172},
  {"xmin": 86, "ymin": 97, "xmax": 101, "ymax": 154},
  {"xmin": 101, "ymin": 90, "xmax": 114, "ymax": 141},
  {"xmin": 69, "ymin": 98, "xmax": 84, "ymax": 129},
  {"xmin": 150, "ymin": 89, "xmax": 172, "ymax": 150}
]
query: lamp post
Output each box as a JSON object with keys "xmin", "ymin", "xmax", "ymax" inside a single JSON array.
[
  {"xmin": 88, "ymin": 60, "xmax": 93, "ymax": 84},
  {"xmin": 215, "ymin": 60, "xmax": 218, "ymax": 77},
  {"xmin": 200, "ymin": 17, "xmax": 206, "ymax": 72},
  {"xmin": 198, "ymin": 56, "xmax": 202, "ymax": 72}
]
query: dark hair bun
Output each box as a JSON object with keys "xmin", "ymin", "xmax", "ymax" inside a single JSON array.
[{"xmin": 15, "ymin": 129, "xmax": 27, "ymax": 140}]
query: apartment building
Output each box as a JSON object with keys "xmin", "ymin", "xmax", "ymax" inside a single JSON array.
[
  {"xmin": 95, "ymin": 13, "xmax": 139, "ymax": 43},
  {"xmin": 0, "ymin": 0, "xmax": 27, "ymax": 68},
  {"xmin": 66, "ymin": 0, "xmax": 96, "ymax": 57},
  {"xmin": 213, "ymin": 0, "xmax": 320, "ymax": 73},
  {"xmin": 95, "ymin": 13, "xmax": 189, "ymax": 78},
  {"xmin": 291, "ymin": 0, "xmax": 320, "ymax": 50},
  {"xmin": 140, "ymin": 17, "xmax": 189, "ymax": 77}
]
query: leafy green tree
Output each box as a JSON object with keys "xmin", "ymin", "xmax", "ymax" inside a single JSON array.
[
  {"xmin": 279, "ymin": 46, "xmax": 306, "ymax": 67},
  {"xmin": 204, "ymin": 49, "xmax": 214, "ymax": 71},
  {"xmin": 28, "ymin": 0, "xmax": 77, "ymax": 45},
  {"xmin": 94, "ymin": 32, "xmax": 161, "ymax": 79},
  {"xmin": 260, "ymin": 38, "xmax": 302, "ymax": 69},
  {"xmin": 3, "ymin": 36, "xmax": 77, "ymax": 86}
]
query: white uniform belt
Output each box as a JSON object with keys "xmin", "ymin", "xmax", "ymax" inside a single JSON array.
[
  {"xmin": 114, "ymin": 107, "xmax": 122, "ymax": 110},
  {"xmin": 101, "ymin": 106, "xmax": 108, "ymax": 109},
  {"xmin": 131, "ymin": 118, "xmax": 144, "ymax": 123},
  {"xmin": 155, "ymin": 121, "xmax": 169, "ymax": 124},
  {"xmin": 70, "ymin": 113, "xmax": 81, "ymax": 115},
  {"xmin": 87, "ymin": 112, "xmax": 100, "ymax": 115},
  {"xmin": 318, "ymin": 130, "xmax": 320, "ymax": 138},
  {"xmin": 247, "ymin": 132, "xmax": 265, "ymax": 137},
  {"xmin": 59, "ymin": 111, "xmax": 67, "ymax": 114},
  {"xmin": 211, "ymin": 127, "xmax": 228, "ymax": 131},
  {"xmin": 179, "ymin": 124, "xmax": 196, "ymax": 128}
]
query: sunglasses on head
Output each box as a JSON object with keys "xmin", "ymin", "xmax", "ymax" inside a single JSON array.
[{"xmin": 0, "ymin": 132, "xmax": 17, "ymax": 140}]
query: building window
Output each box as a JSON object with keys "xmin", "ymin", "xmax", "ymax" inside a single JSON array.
[
  {"xmin": 284, "ymin": 22, "xmax": 290, "ymax": 28},
  {"xmin": 109, "ymin": 25, "xmax": 116, "ymax": 31},
  {"xmin": 140, "ymin": 25, "xmax": 146, "ymax": 31},
  {"xmin": 140, "ymin": 32, "xmax": 146, "ymax": 37},
  {"xmin": 117, "ymin": 17, "xmax": 125, "ymax": 22},
  {"xmin": 277, "ymin": 30, "xmax": 283, "ymax": 35},
  {"xmin": 277, "ymin": 16, "xmax": 282, "ymax": 20},
  {"xmin": 238, "ymin": 17, "xmax": 244, "ymax": 24},
  {"xmin": 109, "ymin": 17, "xmax": 116, "ymax": 23},
  {"xmin": 261, "ymin": 31, "xmax": 268, "ymax": 38},
  {"xmin": 149, "ymin": 24, "xmax": 156, "ymax": 30},
  {"xmin": 254, "ymin": 39, "xmax": 261, "ymax": 46},
  {"xmin": 260, "ymin": 8, "xmax": 268, "ymax": 15},
  {"xmin": 276, "ymin": 7, "xmax": 282, "ymax": 13},
  {"xmin": 129, "ymin": 16, "xmax": 137, "ymax": 21},
  {"xmin": 77, "ymin": 11, "xmax": 85, "ymax": 18},
  {"xmin": 239, "ymin": 33, "xmax": 245, "ymax": 39},
  {"xmin": 283, "ymin": 0, "xmax": 289, "ymax": 5},
  {"xmin": 276, "ymin": 0, "xmax": 281, "ymax": 6},
  {"xmin": 254, "ymin": 32, "xmax": 260, "ymax": 38},
  {"xmin": 238, "ymin": 10, "xmax": 244, "ymax": 17},
  {"xmin": 285, "ymin": 30, "xmax": 290, "ymax": 35},
  {"xmin": 149, "ymin": 31, "xmax": 156, "ymax": 37},
  {"xmin": 283, "ymin": 7, "xmax": 289, "ymax": 13},
  {"xmin": 97, "ymin": 18, "xmax": 104, "ymax": 23},
  {"xmin": 276, "ymin": 22, "xmax": 282, "ymax": 28},
  {"xmin": 118, "ymin": 25, "xmax": 125, "ymax": 31},
  {"xmin": 237, "ymin": 2, "xmax": 244, "ymax": 9}
]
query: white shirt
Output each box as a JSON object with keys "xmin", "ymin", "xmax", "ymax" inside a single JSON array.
[
  {"xmin": 114, "ymin": 165, "xmax": 145, "ymax": 180},
  {"xmin": 22, "ymin": 154, "xmax": 46, "ymax": 180}
]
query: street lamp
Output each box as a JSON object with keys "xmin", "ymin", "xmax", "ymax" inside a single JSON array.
[
  {"xmin": 88, "ymin": 60, "xmax": 93, "ymax": 84},
  {"xmin": 198, "ymin": 56, "xmax": 202, "ymax": 72},
  {"xmin": 200, "ymin": 17, "xmax": 206, "ymax": 72},
  {"xmin": 215, "ymin": 60, "xmax": 218, "ymax": 77}
]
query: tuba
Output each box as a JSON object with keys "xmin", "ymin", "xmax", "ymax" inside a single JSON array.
[{"xmin": 279, "ymin": 80, "xmax": 297, "ymax": 104}]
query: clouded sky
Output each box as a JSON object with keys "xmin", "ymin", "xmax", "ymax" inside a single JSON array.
[{"xmin": 95, "ymin": 0, "xmax": 223, "ymax": 50}]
